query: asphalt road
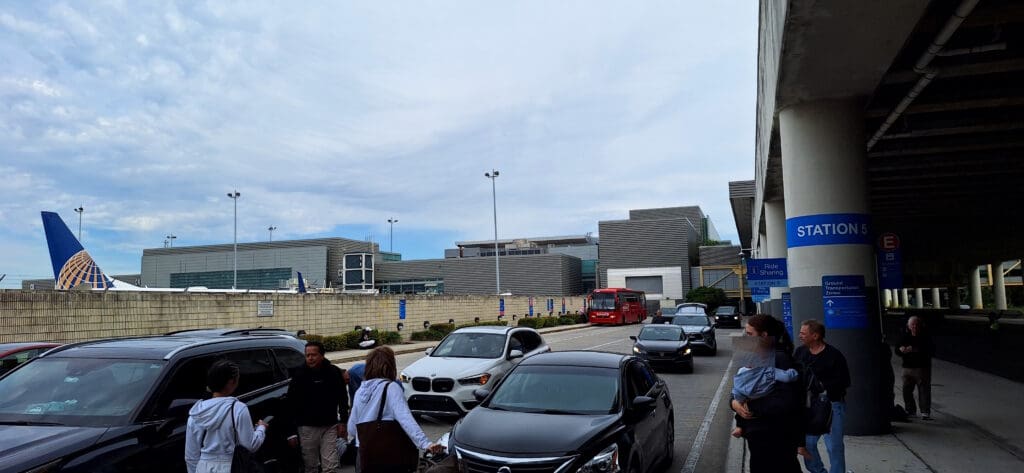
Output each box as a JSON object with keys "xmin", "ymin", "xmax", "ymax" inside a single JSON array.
[{"xmin": 335, "ymin": 322, "xmax": 743, "ymax": 473}]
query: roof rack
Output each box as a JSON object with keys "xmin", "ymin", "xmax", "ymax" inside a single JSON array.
[
  {"xmin": 162, "ymin": 336, "xmax": 291, "ymax": 360},
  {"xmin": 37, "ymin": 336, "xmax": 143, "ymax": 358}
]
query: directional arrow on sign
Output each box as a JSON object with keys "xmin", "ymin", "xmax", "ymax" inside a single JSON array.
[{"xmin": 826, "ymin": 300, "xmax": 834, "ymax": 307}]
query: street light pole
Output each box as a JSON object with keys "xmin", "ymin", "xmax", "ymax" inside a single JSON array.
[
  {"xmin": 227, "ymin": 190, "xmax": 241, "ymax": 289},
  {"xmin": 268, "ymin": 226, "xmax": 277, "ymax": 242},
  {"xmin": 74, "ymin": 206, "xmax": 84, "ymax": 241},
  {"xmin": 166, "ymin": 234, "xmax": 176, "ymax": 247},
  {"xmin": 485, "ymin": 170, "xmax": 500, "ymax": 294},
  {"xmin": 387, "ymin": 218, "xmax": 398, "ymax": 252}
]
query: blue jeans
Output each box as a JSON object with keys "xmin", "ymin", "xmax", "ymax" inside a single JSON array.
[{"xmin": 803, "ymin": 401, "xmax": 845, "ymax": 473}]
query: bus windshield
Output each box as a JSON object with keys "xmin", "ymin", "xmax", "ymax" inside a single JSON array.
[{"xmin": 590, "ymin": 293, "xmax": 616, "ymax": 310}]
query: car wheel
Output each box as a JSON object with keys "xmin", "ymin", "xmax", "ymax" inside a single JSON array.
[{"xmin": 682, "ymin": 362, "xmax": 694, "ymax": 374}]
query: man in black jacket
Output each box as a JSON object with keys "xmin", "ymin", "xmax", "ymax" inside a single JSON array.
[
  {"xmin": 287, "ymin": 341, "xmax": 349, "ymax": 473},
  {"xmin": 897, "ymin": 316, "xmax": 934, "ymax": 420},
  {"xmin": 795, "ymin": 319, "xmax": 851, "ymax": 473}
]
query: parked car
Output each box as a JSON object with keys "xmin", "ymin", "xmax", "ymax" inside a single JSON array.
[
  {"xmin": 631, "ymin": 325, "xmax": 693, "ymax": 373},
  {"xmin": 447, "ymin": 351, "xmax": 674, "ymax": 473},
  {"xmin": 713, "ymin": 305, "xmax": 742, "ymax": 328},
  {"xmin": 653, "ymin": 304, "xmax": 708, "ymax": 324},
  {"xmin": 675, "ymin": 302, "xmax": 708, "ymax": 311},
  {"xmin": 0, "ymin": 332, "xmax": 307, "ymax": 473},
  {"xmin": 400, "ymin": 326, "xmax": 549, "ymax": 417},
  {"xmin": 0, "ymin": 342, "xmax": 60, "ymax": 376},
  {"xmin": 670, "ymin": 314, "xmax": 718, "ymax": 355}
]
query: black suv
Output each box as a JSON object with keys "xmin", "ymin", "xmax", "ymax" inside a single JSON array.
[
  {"xmin": 0, "ymin": 331, "xmax": 307, "ymax": 473},
  {"xmin": 449, "ymin": 351, "xmax": 674, "ymax": 473}
]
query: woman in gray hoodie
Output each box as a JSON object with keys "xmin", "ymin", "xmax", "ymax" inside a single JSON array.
[{"xmin": 185, "ymin": 360, "xmax": 268, "ymax": 473}]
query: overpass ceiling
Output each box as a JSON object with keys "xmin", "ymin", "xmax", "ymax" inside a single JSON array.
[{"xmin": 865, "ymin": 0, "xmax": 1024, "ymax": 285}]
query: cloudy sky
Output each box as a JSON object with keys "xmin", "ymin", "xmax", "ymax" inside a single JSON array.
[{"xmin": 0, "ymin": 1, "xmax": 756, "ymax": 288}]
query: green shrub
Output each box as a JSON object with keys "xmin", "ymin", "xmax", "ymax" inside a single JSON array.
[
  {"xmin": 410, "ymin": 329, "xmax": 446, "ymax": 341},
  {"xmin": 515, "ymin": 318, "xmax": 542, "ymax": 329},
  {"xmin": 456, "ymin": 320, "xmax": 508, "ymax": 329},
  {"xmin": 300, "ymin": 334, "xmax": 325, "ymax": 344},
  {"xmin": 557, "ymin": 316, "xmax": 576, "ymax": 326},
  {"xmin": 429, "ymin": 323, "xmax": 456, "ymax": 336},
  {"xmin": 378, "ymin": 331, "xmax": 403, "ymax": 345},
  {"xmin": 322, "ymin": 335, "xmax": 347, "ymax": 352}
]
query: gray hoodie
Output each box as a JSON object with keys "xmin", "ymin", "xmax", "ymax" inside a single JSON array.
[
  {"xmin": 184, "ymin": 397, "xmax": 266, "ymax": 473},
  {"xmin": 346, "ymin": 378, "xmax": 430, "ymax": 450}
]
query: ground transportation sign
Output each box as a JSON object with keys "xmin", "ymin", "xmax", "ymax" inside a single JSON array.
[{"xmin": 822, "ymin": 275, "xmax": 868, "ymax": 329}]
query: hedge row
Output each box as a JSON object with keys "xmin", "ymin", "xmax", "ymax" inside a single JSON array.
[
  {"xmin": 515, "ymin": 313, "xmax": 585, "ymax": 329},
  {"xmin": 300, "ymin": 329, "xmax": 402, "ymax": 351}
]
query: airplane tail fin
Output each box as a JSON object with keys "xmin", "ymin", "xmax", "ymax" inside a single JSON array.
[
  {"xmin": 41, "ymin": 211, "xmax": 113, "ymax": 290},
  {"xmin": 297, "ymin": 271, "xmax": 307, "ymax": 294}
]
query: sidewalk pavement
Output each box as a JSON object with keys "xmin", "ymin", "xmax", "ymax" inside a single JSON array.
[
  {"xmin": 324, "ymin": 323, "xmax": 592, "ymax": 364},
  {"xmin": 727, "ymin": 349, "xmax": 1024, "ymax": 472}
]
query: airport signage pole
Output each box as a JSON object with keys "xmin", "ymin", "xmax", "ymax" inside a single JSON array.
[
  {"xmin": 74, "ymin": 206, "xmax": 84, "ymax": 241},
  {"xmin": 485, "ymin": 170, "xmax": 500, "ymax": 293},
  {"xmin": 268, "ymin": 226, "xmax": 276, "ymax": 242},
  {"xmin": 228, "ymin": 190, "xmax": 241, "ymax": 289},
  {"xmin": 387, "ymin": 218, "xmax": 398, "ymax": 252}
]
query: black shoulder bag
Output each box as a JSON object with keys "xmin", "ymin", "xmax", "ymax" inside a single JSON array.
[
  {"xmin": 357, "ymin": 382, "xmax": 419, "ymax": 473},
  {"xmin": 230, "ymin": 400, "xmax": 265, "ymax": 473},
  {"xmin": 803, "ymin": 361, "xmax": 833, "ymax": 436}
]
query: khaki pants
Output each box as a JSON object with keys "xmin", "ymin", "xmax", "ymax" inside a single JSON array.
[
  {"xmin": 299, "ymin": 425, "xmax": 340, "ymax": 473},
  {"xmin": 902, "ymin": 367, "xmax": 932, "ymax": 415}
]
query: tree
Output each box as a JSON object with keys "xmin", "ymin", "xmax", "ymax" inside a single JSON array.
[{"xmin": 685, "ymin": 286, "xmax": 728, "ymax": 311}]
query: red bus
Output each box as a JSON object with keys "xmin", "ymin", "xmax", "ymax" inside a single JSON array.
[{"xmin": 587, "ymin": 288, "xmax": 647, "ymax": 325}]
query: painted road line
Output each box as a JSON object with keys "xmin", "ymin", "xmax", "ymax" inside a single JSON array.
[
  {"xmin": 682, "ymin": 357, "xmax": 735, "ymax": 473},
  {"xmin": 584, "ymin": 338, "xmax": 629, "ymax": 351}
]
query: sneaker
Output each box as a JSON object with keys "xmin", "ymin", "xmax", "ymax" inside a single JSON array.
[{"xmin": 921, "ymin": 414, "xmax": 933, "ymax": 421}]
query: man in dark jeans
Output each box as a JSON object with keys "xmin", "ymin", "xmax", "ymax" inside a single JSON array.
[
  {"xmin": 897, "ymin": 316, "xmax": 934, "ymax": 420},
  {"xmin": 795, "ymin": 319, "xmax": 851, "ymax": 473},
  {"xmin": 287, "ymin": 341, "xmax": 349, "ymax": 473}
]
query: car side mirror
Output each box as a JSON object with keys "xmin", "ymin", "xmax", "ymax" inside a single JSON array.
[
  {"xmin": 629, "ymin": 336, "xmax": 637, "ymax": 341},
  {"xmin": 473, "ymin": 388, "xmax": 491, "ymax": 402},
  {"xmin": 508, "ymin": 349, "xmax": 524, "ymax": 360},
  {"xmin": 425, "ymin": 347, "xmax": 433, "ymax": 356},
  {"xmin": 631, "ymin": 395, "xmax": 656, "ymax": 416}
]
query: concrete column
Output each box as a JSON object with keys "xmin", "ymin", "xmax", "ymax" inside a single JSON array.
[
  {"xmin": 915, "ymin": 288, "xmax": 924, "ymax": 309},
  {"xmin": 931, "ymin": 288, "xmax": 941, "ymax": 309},
  {"xmin": 993, "ymin": 262, "xmax": 1007, "ymax": 311},
  {"xmin": 901, "ymin": 288, "xmax": 910, "ymax": 308},
  {"xmin": 950, "ymin": 285, "xmax": 962, "ymax": 309},
  {"xmin": 970, "ymin": 267, "xmax": 983, "ymax": 309},
  {"xmin": 779, "ymin": 98, "xmax": 885, "ymax": 435},
  {"xmin": 883, "ymin": 289, "xmax": 892, "ymax": 308},
  {"xmin": 765, "ymin": 200, "xmax": 788, "ymax": 319}
]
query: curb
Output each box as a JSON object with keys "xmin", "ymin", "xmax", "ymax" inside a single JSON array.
[
  {"xmin": 725, "ymin": 430, "xmax": 747, "ymax": 473},
  {"xmin": 326, "ymin": 323, "xmax": 594, "ymax": 364}
]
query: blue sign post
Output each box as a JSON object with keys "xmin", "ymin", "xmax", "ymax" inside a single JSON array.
[
  {"xmin": 399, "ymin": 299, "xmax": 406, "ymax": 320},
  {"xmin": 822, "ymin": 275, "xmax": 868, "ymax": 329},
  {"xmin": 781, "ymin": 292, "xmax": 793, "ymax": 336},
  {"xmin": 529, "ymin": 297, "xmax": 534, "ymax": 316},
  {"xmin": 876, "ymin": 232, "xmax": 903, "ymax": 289},
  {"xmin": 751, "ymin": 286, "xmax": 770, "ymax": 303},
  {"xmin": 499, "ymin": 298, "xmax": 505, "ymax": 317},
  {"xmin": 746, "ymin": 258, "xmax": 789, "ymax": 288}
]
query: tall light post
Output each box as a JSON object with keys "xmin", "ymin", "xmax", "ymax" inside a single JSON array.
[
  {"xmin": 387, "ymin": 218, "xmax": 398, "ymax": 252},
  {"xmin": 484, "ymin": 170, "xmax": 500, "ymax": 294},
  {"xmin": 166, "ymin": 234, "xmax": 177, "ymax": 247},
  {"xmin": 74, "ymin": 206, "xmax": 84, "ymax": 241},
  {"xmin": 227, "ymin": 190, "xmax": 241, "ymax": 289},
  {"xmin": 268, "ymin": 226, "xmax": 277, "ymax": 242}
]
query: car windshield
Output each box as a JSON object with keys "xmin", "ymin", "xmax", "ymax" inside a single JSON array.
[
  {"xmin": 674, "ymin": 307, "xmax": 705, "ymax": 315},
  {"xmin": 716, "ymin": 307, "xmax": 737, "ymax": 315},
  {"xmin": 486, "ymin": 365, "xmax": 619, "ymax": 415},
  {"xmin": 431, "ymin": 333, "xmax": 505, "ymax": 359},
  {"xmin": 672, "ymin": 316, "xmax": 709, "ymax": 326},
  {"xmin": 590, "ymin": 293, "xmax": 616, "ymax": 310},
  {"xmin": 639, "ymin": 326, "xmax": 684, "ymax": 341},
  {"xmin": 0, "ymin": 357, "xmax": 166, "ymax": 427}
]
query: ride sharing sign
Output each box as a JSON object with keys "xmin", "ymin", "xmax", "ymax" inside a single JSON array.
[
  {"xmin": 786, "ymin": 213, "xmax": 871, "ymax": 248},
  {"xmin": 746, "ymin": 258, "xmax": 789, "ymax": 288},
  {"xmin": 822, "ymin": 275, "xmax": 868, "ymax": 329}
]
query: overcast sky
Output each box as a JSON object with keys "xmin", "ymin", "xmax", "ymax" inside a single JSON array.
[{"xmin": 0, "ymin": 1, "xmax": 756, "ymax": 288}]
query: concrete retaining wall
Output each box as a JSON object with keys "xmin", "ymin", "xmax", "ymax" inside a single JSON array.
[{"xmin": 0, "ymin": 290, "xmax": 587, "ymax": 344}]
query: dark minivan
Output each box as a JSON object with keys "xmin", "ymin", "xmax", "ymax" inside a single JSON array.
[
  {"xmin": 448, "ymin": 351, "xmax": 674, "ymax": 473},
  {"xmin": 0, "ymin": 332, "xmax": 307, "ymax": 473}
]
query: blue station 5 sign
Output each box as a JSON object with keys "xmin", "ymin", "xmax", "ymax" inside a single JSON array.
[{"xmin": 786, "ymin": 213, "xmax": 871, "ymax": 248}]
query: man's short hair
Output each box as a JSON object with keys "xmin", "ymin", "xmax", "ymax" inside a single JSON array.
[
  {"xmin": 802, "ymin": 319, "xmax": 826, "ymax": 339},
  {"xmin": 306, "ymin": 341, "xmax": 326, "ymax": 355}
]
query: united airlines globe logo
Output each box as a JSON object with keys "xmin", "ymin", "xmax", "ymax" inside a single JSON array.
[{"xmin": 57, "ymin": 250, "xmax": 110, "ymax": 290}]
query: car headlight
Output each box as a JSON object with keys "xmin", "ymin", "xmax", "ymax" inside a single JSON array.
[
  {"xmin": 457, "ymin": 373, "xmax": 491, "ymax": 385},
  {"xmin": 400, "ymin": 372, "xmax": 410, "ymax": 383},
  {"xmin": 683, "ymin": 348, "xmax": 692, "ymax": 355},
  {"xmin": 632, "ymin": 345, "xmax": 641, "ymax": 354},
  {"xmin": 577, "ymin": 443, "xmax": 619, "ymax": 473}
]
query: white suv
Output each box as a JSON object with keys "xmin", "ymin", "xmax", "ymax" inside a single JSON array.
[{"xmin": 400, "ymin": 326, "xmax": 549, "ymax": 417}]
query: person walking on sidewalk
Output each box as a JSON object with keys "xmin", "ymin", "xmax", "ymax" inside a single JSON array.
[
  {"xmin": 185, "ymin": 360, "xmax": 267, "ymax": 473},
  {"xmin": 897, "ymin": 316, "xmax": 935, "ymax": 420},
  {"xmin": 795, "ymin": 319, "xmax": 851, "ymax": 473},
  {"xmin": 286, "ymin": 341, "xmax": 350, "ymax": 473},
  {"xmin": 730, "ymin": 314, "xmax": 806, "ymax": 473}
]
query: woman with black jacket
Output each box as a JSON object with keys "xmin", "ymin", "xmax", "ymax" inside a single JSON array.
[{"xmin": 731, "ymin": 314, "xmax": 806, "ymax": 473}]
